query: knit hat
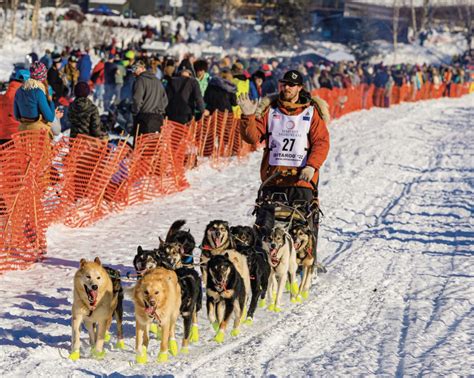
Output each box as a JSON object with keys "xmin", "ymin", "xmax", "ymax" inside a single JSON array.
[
  {"xmin": 29, "ymin": 62, "xmax": 47, "ymax": 82},
  {"xmin": 52, "ymin": 53, "xmax": 62, "ymax": 63},
  {"xmin": 74, "ymin": 81, "xmax": 90, "ymax": 98}
]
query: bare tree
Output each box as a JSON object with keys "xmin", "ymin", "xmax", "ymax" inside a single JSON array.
[
  {"xmin": 393, "ymin": 0, "xmax": 400, "ymax": 62},
  {"xmin": 457, "ymin": 1, "xmax": 473, "ymax": 50},
  {"xmin": 51, "ymin": 0, "xmax": 62, "ymax": 39},
  {"xmin": 31, "ymin": 0, "xmax": 40, "ymax": 39},
  {"xmin": 11, "ymin": 0, "xmax": 19, "ymax": 37}
]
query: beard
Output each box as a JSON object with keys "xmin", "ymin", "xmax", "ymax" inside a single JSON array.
[{"xmin": 282, "ymin": 89, "xmax": 298, "ymax": 102}]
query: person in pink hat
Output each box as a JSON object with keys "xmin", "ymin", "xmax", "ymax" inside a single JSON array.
[{"xmin": 14, "ymin": 61, "xmax": 61, "ymax": 136}]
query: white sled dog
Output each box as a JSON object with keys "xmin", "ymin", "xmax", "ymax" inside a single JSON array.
[{"xmin": 263, "ymin": 226, "xmax": 299, "ymax": 311}]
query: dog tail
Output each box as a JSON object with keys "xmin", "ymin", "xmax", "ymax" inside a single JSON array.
[{"xmin": 166, "ymin": 219, "xmax": 187, "ymax": 242}]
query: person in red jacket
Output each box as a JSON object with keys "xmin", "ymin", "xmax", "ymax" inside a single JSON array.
[
  {"xmin": 238, "ymin": 69, "xmax": 330, "ymax": 256},
  {"xmin": 0, "ymin": 70, "xmax": 29, "ymax": 144}
]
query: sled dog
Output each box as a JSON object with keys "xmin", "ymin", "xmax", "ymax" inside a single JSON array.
[
  {"xmin": 290, "ymin": 224, "xmax": 316, "ymax": 299},
  {"xmin": 134, "ymin": 246, "xmax": 161, "ymax": 275},
  {"xmin": 69, "ymin": 257, "xmax": 116, "ymax": 360},
  {"xmin": 230, "ymin": 225, "xmax": 270, "ymax": 321},
  {"xmin": 133, "ymin": 267, "xmax": 181, "ymax": 363},
  {"xmin": 206, "ymin": 254, "xmax": 246, "ymax": 342},
  {"xmin": 164, "ymin": 220, "xmax": 195, "ymax": 268},
  {"xmin": 103, "ymin": 266, "xmax": 124, "ymax": 348},
  {"xmin": 263, "ymin": 226, "xmax": 299, "ymax": 311},
  {"xmin": 201, "ymin": 220, "xmax": 251, "ymax": 307}
]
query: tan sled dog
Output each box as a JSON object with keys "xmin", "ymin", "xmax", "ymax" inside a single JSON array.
[
  {"xmin": 69, "ymin": 257, "xmax": 115, "ymax": 361},
  {"xmin": 133, "ymin": 267, "xmax": 181, "ymax": 364}
]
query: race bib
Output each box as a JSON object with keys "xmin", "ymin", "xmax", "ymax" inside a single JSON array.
[{"xmin": 267, "ymin": 107, "xmax": 313, "ymax": 167}]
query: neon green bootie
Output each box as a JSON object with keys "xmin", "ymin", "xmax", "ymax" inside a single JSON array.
[
  {"xmin": 68, "ymin": 350, "xmax": 80, "ymax": 361},
  {"xmin": 267, "ymin": 303, "xmax": 275, "ymax": 312},
  {"xmin": 230, "ymin": 328, "xmax": 240, "ymax": 337},
  {"xmin": 301, "ymin": 290, "xmax": 309, "ymax": 300},
  {"xmin": 116, "ymin": 339, "xmax": 126, "ymax": 350},
  {"xmin": 150, "ymin": 323, "xmax": 161, "ymax": 339},
  {"xmin": 181, "ymin": 346, "xmax": 189, "ymax": 354},
  {"xmin": 135, "ymin": 346, "xmax": 147, "ymax": 364},
  {"xmin": 169, "ymin": 339, "xmax": 179, "ymax": 356},
  {"xmin": 157, "ymin": 351, "xmax": 168, "ymax": 363},
  {"xmin": 258, "ymin": 298, "xmax": 266, "ymax": 308},
  {"xmin": 211, "ymin": 321, "xmax": 219, "ymax": 332},
  {"xmin": 91, "ymin": 347, "xmax": 106, "ymax": 360},
  {"xmin": 190, "ymin": 324, "xmax": 199, "ymax": 343},
  {"xmin": 104, "ymin": 331, "xmax": 111, "ymax": 343},
  {"xmin": 243, "ymin": 317, "xmax": 253, "ymax": 325},
  {"xmin": 214, "ymin": 329, "xmax": 225, "ymax": 343},
  {"xmin": 290, "ymin": 282, "xmax": 300, "ymax": 296},
  {"xmin": 285, "ymin": 281, "xmax": 291, "ymax": 292}
]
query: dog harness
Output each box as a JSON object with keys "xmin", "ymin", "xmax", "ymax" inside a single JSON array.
[{"xmin": 267, "ymin": 106, "xmax": 313, "ymax": 167}]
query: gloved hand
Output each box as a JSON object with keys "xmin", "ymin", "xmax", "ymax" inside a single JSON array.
[
  {"xmin": 299, "ymin": 166, "xmax": 315, "ymax": 182},
  {"xmin": 237, "ymin": 93, "xmax": 258, "ymax": 116}
]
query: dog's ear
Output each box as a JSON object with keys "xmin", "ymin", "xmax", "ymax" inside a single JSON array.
[
  {"xmin": 80, "ymin": 258, "xmax": 86, "ymax": 267},
  {"xmin": 159, "ymin": 237, "xmax": 165, "ymax": 246},
  {"xmin": 94, "ymin": 257, "xmax": 102, "ymax": 266},
  {"xmin": 137, "ymin": 246, "xmax": 143, "ymax": 253},
  {"xmin": 224, "ymin": 252, "xmax": 229, "ymax": 259}
]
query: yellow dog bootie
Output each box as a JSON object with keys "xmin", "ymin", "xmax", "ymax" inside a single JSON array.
[
  {"xmin": 68, "ymin": 350, "xmax": 80, "ymax": 361},
  {"xmin": 190, "ymin": 323, "xmax": 199, "ymax": 343},
  {"xmin": 214, "ymin": 329, "xmax": 225, "ymax": 343},
  {"xmin": 157, "ymin": 351, "xmax": 168, "ymax": 363},
  {"xmin": 169, "ymin": 339, "xmax": 179, "ymax": 356},
  {"xmin": 135, "ymin": 346, "xmax": 147, "ymax": 364}
]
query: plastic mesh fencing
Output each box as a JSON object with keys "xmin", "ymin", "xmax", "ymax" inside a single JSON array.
[{"xmin": 0, "ymin": 82, "xmax": 470, "ymax": 271}]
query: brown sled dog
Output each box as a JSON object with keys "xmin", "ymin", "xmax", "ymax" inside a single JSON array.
[
  {"xmin": 133, "ymin": 267, "xmax": 181, "ymax": 364},
  {"xmin": 290, "ymin": 224, "xmax": 316, "ymax": 300},
  {"xmin": 69, "ymin": 257, "xmax": 116, "ymax": 361}
]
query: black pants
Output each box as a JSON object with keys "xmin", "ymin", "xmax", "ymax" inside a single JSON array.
[{"xmin": 132, "ymin": 113, "xmax": 164, "ymax": 145}]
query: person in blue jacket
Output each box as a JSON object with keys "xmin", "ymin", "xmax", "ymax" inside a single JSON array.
[
  {"xmin": 77, "ymin": 49, "xmax": 92, "ymax": 82},
  {"xmin": 14, "ymin": 62, "xmax": 58, "ymax": 137}
]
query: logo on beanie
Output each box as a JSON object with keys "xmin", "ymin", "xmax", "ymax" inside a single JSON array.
[{"xmin": 291, "ymin": 72, "xmax": 298, "ymax": 80}]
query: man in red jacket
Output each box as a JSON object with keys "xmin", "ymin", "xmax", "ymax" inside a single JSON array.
[
  {"xmin": 0, "ymin": 70, "xmax": 29, "ymax": 145},
  {"xmin": 238, "ymin": 70, "xmax": 330, "ymax": 258}
]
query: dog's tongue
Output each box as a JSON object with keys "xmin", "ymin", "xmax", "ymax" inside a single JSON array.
[
  {"xmin": 214, "ymin": 236, "xmax": 222, "ymax": 247},
  {"xmin": 294, "ymin": 242, "xmax": 301, "ymax": 249},
  {"xmin": 145, "ymin": 306, "xmax": 155, "ymax": 315}
]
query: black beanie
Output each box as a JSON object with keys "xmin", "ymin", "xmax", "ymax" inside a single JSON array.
[{"xmin": 74, "ymin": 81, "xmax": 90, "ymax": 98}]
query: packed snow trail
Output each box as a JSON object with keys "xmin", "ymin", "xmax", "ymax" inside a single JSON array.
[{"xmin": 0, "ymin": 95, "xmax": 472, "ymax": 376}]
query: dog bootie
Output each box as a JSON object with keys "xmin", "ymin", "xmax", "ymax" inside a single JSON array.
[
  {"xmin": 301, "ymin": 290, "xmax": 309, "ymax": 300},
  {"xmin": 157, "ymin": 351, "xmax": 168, "ymax": 363},
  {"xmin": 190, "ymin": 324, "xmax": 199, "ymax": 343},
  {"xmin": 150, "ymin": 323, "xmax": 161, "ymax": 339},
  {"xmin": 91, "ymin": 347, "xmax": 106, "ymax": 360},
  {"xmin": 267, "ymin": 303, "xmax": 276, "ymax": 312},
  {"xmin": 68, "ymin": 350, "xmax": 80, "ymax": 361},
  {"xmin": 169, "ymin": 339, "xmax": 178, "ymax": 356},
  {"xmin": 290, "ymin": 282, "xmax": 300, "ymax": 296},
  {"xmin": 230, "ymin": 328, "xmax": 240, "ymax": 337},
  {"xmin": 135, "ymin": 346, "xmax": 147, "ymax": 364},
  {"xmin": 241, "ymin": 307, "xmax": 247, "ymax": 321},
  {"xmin": 116, "ymin": 339, "xmax": 126, "ymax": 350},
  {"xmin": 211, "ymin": 321, "xmax": 219, "ymax": 332},
  {"xmin": 214, "ymin": 330, "xmax": 225, "ymax": 343},
  {"xmin": 243, "ymin": 317, "xmax": 253, "ymax": 325},
  {"xmin": 104, "ymin": 331, "xmax": 111, "ymax": 343},
  {"xmin": 285, "ymin": 281, "xmax": 291, "ymax": 292},
  {"xmin": 180, "ymin": 346, "xmax": 189, "ymax": 354},
  {"xmin": 258, "ymin": 298, "xmax": 266, "ymax": 308},
  {"xmin": 273, "ymin": 306, "xmax": 282, "ymax": 313}
]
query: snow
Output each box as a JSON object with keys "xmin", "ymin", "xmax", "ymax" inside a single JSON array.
[{"xmin": 0, "ymin": 93, "xmax": 472, "ymax": 376}]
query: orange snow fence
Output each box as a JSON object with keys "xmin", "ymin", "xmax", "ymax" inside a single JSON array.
[{"xmin": 0, "ymin": 83, "xmax": 470, "ymax": 272}]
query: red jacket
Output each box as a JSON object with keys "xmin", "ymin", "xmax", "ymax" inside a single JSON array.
[
  {"xmin": 0, "ymin": 81, "xmax": 22, "ymax": 140},
  {"xmin": 240, "ymin": 94, "xmax": 330, "ymax": 190},
  {"xmin": 91, "ymin": 61, "xmax": 105, "ymax": 85}
]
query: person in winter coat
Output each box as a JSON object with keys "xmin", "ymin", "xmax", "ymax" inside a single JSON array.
[
  {"xmin": 165, "ymin": 69, "xmax": 207, "ymax": 125},
  {"xmin": 77, "ymin": 50, "xmax": 92, "ymax": 82},
  {"xmin": 193, "ymin": 59, "xmax": 210, "ymax": 97},
  {"xmin": 238, "ymin": 70, "xmax": 330, "ymax": 257},
  {"xmin": 249, "ymin": 70, "xmax": 265, "ymax": 101},
  {"xmin": 14, "ymin": 62, "xmax": 57, "ymax": 137},
  {"xmin": 0, "ymin": 69, "xmax": 29, "ymax": 144},
  {"xmin": 91, "ymin": 58, "xmax": 105, "ymax": 108},
  {"xmin": 104, "ymin": 54, "xmax": 118, "ymax": 111},
  {"xmin": 40, "ymin": 49, "xmax": 53, "ymax": 70},
  {"xmin": 63, "ymin": 55, "xmax": 80, "ymax": 93},
  {"xmin": 114, "ymin": 58, "xmax": 127, "ymax": 106},
  {"xmin": 231, "ymin": 62, "xmax": 250, "ymax": 117},
  {"xmin": 68, "ymin": 82, "xmax": 106, "ymax": 139},
  {"xmin": 131, "ymin": 60, "xmax": 168, "ymax": 138},
  {"xmin": 318, "ymin": 69, "xmax": 333, "ymax": 89},
  {"xmin": 204, "ymin": 68, "xmax": 237, "ymax": 114},
  {"xmin": 47, "ymin": 53, "xmax": 69, "ymax": 105}
]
